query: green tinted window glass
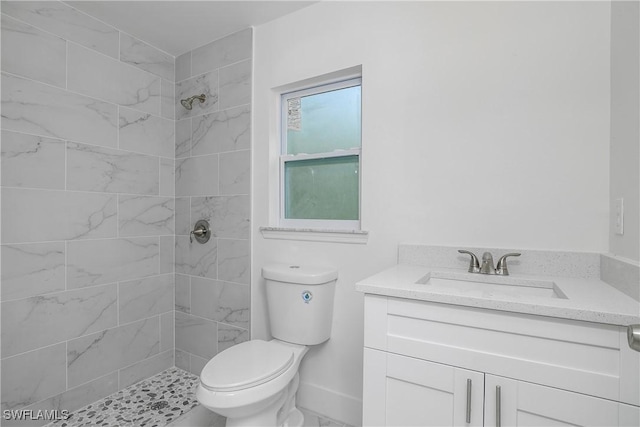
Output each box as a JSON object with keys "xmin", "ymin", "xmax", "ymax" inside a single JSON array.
[
  {"xmin": 286, "ymin": 85, "xmax": 361, "ymax": 155},
  {"xmin": 284, "ymin": 155, "xmax": 359, "ymax": 220}
]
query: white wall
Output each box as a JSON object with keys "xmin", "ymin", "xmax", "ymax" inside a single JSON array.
[
  {"xmin": 252, "ymin": 2, "xmax": 610, "ymax": 424},
  {"xmin": 610, "ymin": 0, "xmax": 640, "ymax": 262}
]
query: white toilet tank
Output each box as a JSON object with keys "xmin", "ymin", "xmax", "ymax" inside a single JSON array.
[{"xmin": 262, "ymin": 264, "xmax": 337, "ymax": 345}]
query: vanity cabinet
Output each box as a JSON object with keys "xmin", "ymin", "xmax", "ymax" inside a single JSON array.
[{"xmin": 362, "ymin": 295, "xmax": 640, "ymax": 427}]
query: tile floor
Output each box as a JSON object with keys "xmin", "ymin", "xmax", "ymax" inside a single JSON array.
[
  {"xmin": 47, "ymin": 368, "xmax": 199, "ymax": 427},
  {"xmin": 44, "ymin": 366, "xmax": 353, "ymax": 427}
]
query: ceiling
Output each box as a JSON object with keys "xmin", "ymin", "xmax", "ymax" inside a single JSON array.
[{"xmin": 66, "ymin": 1, "xmax": 318, "ymax": 56}]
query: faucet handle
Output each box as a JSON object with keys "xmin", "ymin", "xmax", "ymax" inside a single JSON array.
[
  {"xmin": 495, "ymin": 253, "xmax": 521, "ymax": 276},
  {"xmin": 458, "ymin": 250, "xmax": 480, "ymax": 273}
]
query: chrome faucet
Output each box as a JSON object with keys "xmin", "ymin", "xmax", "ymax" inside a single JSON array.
[
  {"xmin": 458, "ymin": 250, "xmax": 521, "ymax": 276},
  {"xmin": 480, "ymin": 252, "xmax": 495, "ymax": 274}
]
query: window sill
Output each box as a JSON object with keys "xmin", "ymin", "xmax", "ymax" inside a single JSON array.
[{"xmin": 259, "ymin": 227, "xmax": 369, "ymax": 244}]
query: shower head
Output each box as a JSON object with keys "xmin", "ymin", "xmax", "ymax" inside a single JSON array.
[{"xmin": 180, "ymin": 94, "xmax": 206, "ymax": 110}]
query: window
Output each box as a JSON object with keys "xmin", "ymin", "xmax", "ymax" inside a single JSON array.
[{"xmin": 280, "ymin": 78, "xmax": 362, "ymax": 230}]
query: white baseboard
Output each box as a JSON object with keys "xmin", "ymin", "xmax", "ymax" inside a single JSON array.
[{"xmin": 297, "ymin": 382, "xmax": 362, "ymax": 426}]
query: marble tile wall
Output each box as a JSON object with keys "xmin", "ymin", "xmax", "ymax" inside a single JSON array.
[
  {"xmin": 0, "ymin": 2, "xmax": 176, "ymax": 424},
  {"xmin": 173, "ymin": 28, "xmax": 252, "ymax": 376}
]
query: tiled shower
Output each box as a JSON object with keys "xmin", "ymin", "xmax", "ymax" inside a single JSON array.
[{"xmin": 0, "ymin": 1, "xmax": 251, "ymax": 424}]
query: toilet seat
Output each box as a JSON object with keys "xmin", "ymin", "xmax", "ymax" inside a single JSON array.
[{"xmin": 200, "ymin": 340, "xmax": 295, "ymax": 392}]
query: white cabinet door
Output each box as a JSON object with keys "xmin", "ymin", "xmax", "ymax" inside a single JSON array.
[
  {"xmin": 484, "ymin": 375, "xmax": 620, "ymax": 427},
  {"xmin": 363, "ymin": 348, "xmax": 484, "ymax": 427}
]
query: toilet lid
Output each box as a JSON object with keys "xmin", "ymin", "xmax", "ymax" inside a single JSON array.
[{"xmin": 200, "ymin": 340, "xmax": 294, "ymax": 392}]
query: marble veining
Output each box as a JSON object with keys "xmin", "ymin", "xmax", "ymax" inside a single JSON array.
[
  {"xmin": 1, "ymin": 187, "xmax": 117, "ymax": 243},
  {"xmin": 118, "ymin": 107, "xmax": 174, "ymax": 158},
  {"xmin": 160, "ymin": 158, "xmax": 176, "ymax": 198},
  {"xmin": 219, "ymin": 150, "xmax": 250, "ymax": 195},
  {"xmin": 217, "ymin": 324, "xmax": 249, "ymax": 353},
  {"xmin": 160, "ymin": 313, "xmax": 175, "ymax": 353},
  {"xmin": 68, "ymin": 43, "xmax": 161, "ymax": 115},
  {"xmin": 23, "ymin": 372, "xmax": 119, "ymax": 423},
  {"xmin": 218, "ymin": 60, "xmax": 251, "ymax": 110},
  {"xmin": 191, "ymin": 195, "xmax": 250, "ymax": 239},
  {"xmin": 1, "ymin": 14, "xmax": 66, "ymax": 88},
  {"xmin": 175, "ymin": 275, "xmax": 191, "ymax": 314},
  {"xmin": 120, "ymin": 33, "xmax": 175, "ymax": 81},
  {"xmin": 1, "ymin": 284, "xmax": 118, "ymax": 358},
  {"xmin": 1, "ymin": 242, "xmax": 65, "ymax": 301},
  {"xmin": 217, "ymin": 239, "xmax": 250, "ymax": 284},
  {"xmin": 2, "ymin": 72, "xmax": 118, "ymax": 148},
  {"xmin": 161, "ymin": 79, "xmax": 176, "ymax": 120},
  {"xmin": 191, "ymin": 28, "xmax": 252, "ymax": 76},
  {"xmin": 175, "ymin": 119, "xmax": 192, "ymax": 158},
  {"xmin": 160, "ymin": 236, "xmax": 176, "ymax": 275},
  {"xmin": 175, "ymin": 70, "xmax": 219, "ymax": 120},
  {"xmin": 1, "ymin": 3, "xmax": 180, "ymax": 421},
  {"xmin": 66, "ymin": 237, "xmax": 159, "ymax": 289},
  {"xmin": 175, "ymin": 198, "xmax": 191, "ymax": 236},
  {"xmin": 175, "ymin": 155, "xmax": 219, "ymax": 197},
  {"xmin": 118, "ymin": 274, "xmax": 174, "ymax": 324},
  {"xmin": 175, "ymin": 312, "xmax": 217, "ymax": 359},
  {"xmin": 1, "ymin": 130, "xmax": 66, "ymax": 190},
  {"xmin": 191, "ymin": 105, "xmax": 251, "ymax": 155},
  {"xmin": 67, "ymin": 317, "xmax": 160, "ymax": 387},
  {"xmin": 175, "ymin": 235, "xmax": 217, "ymax": 279},
  {"xmin": 118, "ymin": 195, "xmax": 175, "ymax": 237},
  {"xmin": 120, "ymin": 349, "xmax": 174, "ymax": 390},
  {"xmin": 190, "ymin": 277, "xmax": 249, "ymax": 329},
  {"xmin": 66, "ymin": 142, "xmax": 159, "ymax": 195},
  {"xmin": 1, "ymin": 1, "xmax": 120, "ymax": 58},
  {"xmin": 1, "ymin": 343, "xmax": 67, "ymax": 411}
]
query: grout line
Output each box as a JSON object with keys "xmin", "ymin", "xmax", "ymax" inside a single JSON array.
[
  {"xmin": 65, "ymin": 40, "xmax": 69, "ymax": 90},
  {"xmin": 116, "ymin": 105, "xmax": 120, "ymax": 150},
  {"xmin": 159, "ymin": 314, "xmax": 162, "ymax": 351},
  {"xmin": 64, "ymin": 141, "xmax": 68, "ymax": 191},
  {"xmin": 189, "ymin": 114, "xmax": 193, "ymax": 158},
  {"xmin": 187, "ymin": 275, "xmax": 192, "ymax": 317},
  {"xmin": 2, "ymin": 68, "xmax": 162, "ymax": 121},
  {"xmin": 158, "ymin": 156, "xmax": 162, "ymax": 197},
  {"xmin": 175, "ymin": 56, "xmax": 251, "ymax": 85},
  {"xmin": 1, "ymin": 233, "xmax": 180, "ymax": 247},
  {"xmin": 116, "ymin": 280, "xmax": 120, "ymax": 326},
  {"xmin": 65, "ymin": 341, "xmax": 69, "ymax": 390},
  {"xmin": 0, "ymin": 184, "xmax": 180, "ymax": 200},
  {"xmin": 0, "ymin": 273, "xmax": 173, "ymax": 305},
  {"xmin": 64, "ymin": 239, "xmax": 68, "ymax": 290}
]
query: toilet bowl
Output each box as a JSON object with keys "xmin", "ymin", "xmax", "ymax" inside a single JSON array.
[
  {"xmin": 196, "ymin": 264, "xmax": 337, "ymax": 427},
  {"xmin": 196, "ymin": 339, "xmax": 308, "ymax": 426}
]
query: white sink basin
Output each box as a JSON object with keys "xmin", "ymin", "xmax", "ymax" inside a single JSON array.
[{"xmin": 416, "ymin": 271, "xmax": 567, "ymax": 299}]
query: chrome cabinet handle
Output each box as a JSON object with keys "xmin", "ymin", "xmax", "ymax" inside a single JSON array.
[
  {"xmin": 458, "ymin": 250, "xmax": 481, "ymax": 273},
  {"xmin": 496, "ymin": 385, "xmax": 501, "ymax": 427},
  {"xmin": 628, "ymin": 325, "xmax": 640, "ymax": 352},
  {"xmin": 466, "ymin": 379, "xmax": 472, "ymax": 423}
]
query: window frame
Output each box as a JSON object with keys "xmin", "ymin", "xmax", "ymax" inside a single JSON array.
[{"xmin": 279, "ymin": 77, "xmax": 362, "ymax": 230}]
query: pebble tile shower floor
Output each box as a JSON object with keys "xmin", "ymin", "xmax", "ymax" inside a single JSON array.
[{"xmin": 47, "ymin": 368, "xmax": 200, "ymax": 427}]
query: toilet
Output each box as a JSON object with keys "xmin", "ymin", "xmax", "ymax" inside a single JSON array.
[{"xmin": 196, "ymin": 264, "xmax": 338, "ymax": 427}]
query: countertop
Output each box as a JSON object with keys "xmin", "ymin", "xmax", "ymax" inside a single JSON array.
[{"xmin": 355, "ymin": 264, "xmax": 640, "ymax": 326}]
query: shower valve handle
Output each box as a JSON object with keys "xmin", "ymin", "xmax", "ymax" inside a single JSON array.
[{"xmin": 190, "ymin": 220, "xmax": 211, "ymax": 244}]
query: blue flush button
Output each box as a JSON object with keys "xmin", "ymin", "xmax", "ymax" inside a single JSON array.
[{"xmin": 301, "ymin": 291, "xmax": 313, "ymax": 303}]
